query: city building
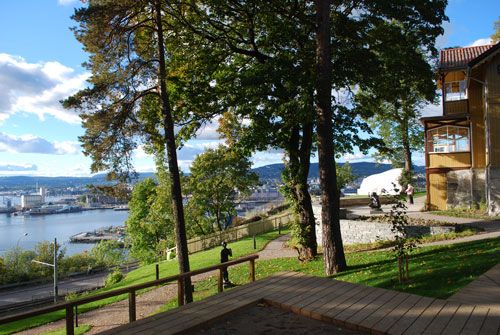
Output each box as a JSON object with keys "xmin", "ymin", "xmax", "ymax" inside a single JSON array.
[
  {"xmin": 421, "ymin": 42, "xmax": 500, "ymax": 214},
  {"xmin": 20, "ymin": 187, "xmax": 47, "ymax": 209}
]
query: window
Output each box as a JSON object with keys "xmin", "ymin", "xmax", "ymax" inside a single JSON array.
[
  {"xmin": 427, "ymin": 126, "xmax": 470, "ymax": 153},
  {"xmin": 444, "ymin": 80, "xmax": 467, "ymax": 101}
]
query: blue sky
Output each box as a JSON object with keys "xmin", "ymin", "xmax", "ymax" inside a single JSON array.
[{"xmin": 0, "ymin": 0, "xmax": 499, "ymax": 177}]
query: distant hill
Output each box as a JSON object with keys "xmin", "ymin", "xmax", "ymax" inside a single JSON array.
[
  {"xmin": 0, "ymin": 163, "xmax": 424, "ymax": 189},
  {"xmin": 252, "ymin": 162, "xmax": 425, "ymax": 181}
]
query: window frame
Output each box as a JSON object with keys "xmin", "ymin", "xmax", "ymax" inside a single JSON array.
[
  {"xmin": 427, "ymin": 125, "xmax": 470, "ymax": 154},
  {"xmin": 444, "ymin": 80, "xmax": 468, "ymax": 101}
]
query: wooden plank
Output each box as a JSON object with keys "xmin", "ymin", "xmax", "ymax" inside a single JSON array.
[
  {"xmin": 333, "ymin": 286, "xmax": 387, "ymax": 325},
  {"xmin": 308, "ymin": 283, "xmax": 371, "ymax": 321},
  {"xmin": 461, "ymin": 305, "xmax": 489, "ymax": 335},
  {"xmin": 274, "ymin": 275, "xmax": 323, "ymax": 309},
  {"xmin": 437, "ymin": 303, "xmax": 474, "ymax": 335},
  {"xmin": 344, "ymin": 289, "xmax": 399, "ymax": 329},
  {"xmin": 321, "ymin": 285, "xmax": 380, "ymax": 323},
  {"xmin": 372, "ymin": 293, "xmax": 422, "ymax": 335},
  {"xmin": 478, "ymin": 307, "xmax": 500, "ymax": 335},
  {"xmin": 421, "ymin": 301, "xmax": 460, "ymax": 335},
  {"xmin": 388, "ymin": 296, "xmax": 435, "ymax": 335},
  {"xmin": 357, "ymin": 292, "xmax": 409, "ymax": 332},
  {"xmin": 298, "ymin": 280, "xmax": 352, "ymax": 318},
  {"xmin": 292, "ymin": 280, "xmax": 348, "ymax": 314},
  {"xmin": 403, "ymin": 299, "xmax": 446, "ymax": 335},
  {"xmin": 279, "ymin": 276, "xmax": 334, "ymax": 312},
  {"xmin": 261, "ymin": 273, "xmax": 313, "ymax": 306}
]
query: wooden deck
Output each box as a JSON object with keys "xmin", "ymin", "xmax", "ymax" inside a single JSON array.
[
  {"xmin": 100, "ymin": 271, "xmax": 500, "ymax": 335},
  {"xmin": 448, "ymin": 263, "xmax": 500, "ymax": 307}
]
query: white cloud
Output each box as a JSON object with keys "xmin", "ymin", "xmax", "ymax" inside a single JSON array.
[
  {"xmin": 0, "ymin": 163, "xmax": 37, "ymax": 172},
  {"xmin": 194, "ymin": 118, "xmax": 221, "ymax": 140},
  {"xmin": 0, "ymin": 132, "xmax": 81, "ymax": 155},
  {"xmin": 57, "ymin": 0, "xmax": 78, "ymax": 5},
  {"xmin": 341, "ymin": 152, "xmax": 372, "ymax": 162},
  {"xmin": 468, "ymin": 37, "xmax": 493, "ymax": 47},
  {"xmin": 0, "ymin": 53, "xmax": 89, "ymax": 124}
]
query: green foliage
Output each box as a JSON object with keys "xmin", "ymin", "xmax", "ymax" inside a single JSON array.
[
  {"xmin": 185, "ymin": 145, "xmax": 259, "ymax": 232},
  {"xmin": 60, "ymin": 252, "xmax": 96, "ymax": 274},
  {"xmin": 492, "ymin": 16, "xmax": 500, "ymax": 42},
  {"xmin": 42, "ymin": 324, "xmax": 92, "ymax": 335},
  {"xmin": 126, "ymin": 175, "xmax": 175, "ymax": 263},
  {"xmin": 31, "ymin": 241, "xmax": 65, "ymax": 278},
  {"xmin": 2, "ymin": 247, "xmax": 36, "ymax": 283},
  {"xmin": 105, "ymin": 268, "xmax": 124, "ymax": 287},
  {"xmin": 90, "ymin": 240, "xmax": 126, "ymax": 268},
  {"xmin": 336, "ymin": 162, "xmax": 355, "ymax": 191},
  {"xmin": 398, "ymin": 169, "xmax": 414, "ymax": 189}
]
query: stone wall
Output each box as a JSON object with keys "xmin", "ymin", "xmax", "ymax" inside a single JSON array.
[
  {"xmin": 487, "ymin": 167, "xmax": 500, "ymax": 215},
  {"xmin": 312, "ymin": 205, "xmax": 455, "ymax": 245},
  {"xmin": 446, "ymin": 169, "xmax": 472, "ymax": 208},
  {"xmin": 472, "ymin": 169, "xmax": 486, "ymax": 204}
]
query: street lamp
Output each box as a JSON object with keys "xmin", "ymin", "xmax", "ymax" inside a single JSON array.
[{"xmin": 32, "ymin": 237, "xmax": 58, "ymax": 303}]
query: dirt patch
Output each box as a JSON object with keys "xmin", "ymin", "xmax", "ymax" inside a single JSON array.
[{"xmin": 186, "ymin": 302, "xmax": 364, "ymax": 335}]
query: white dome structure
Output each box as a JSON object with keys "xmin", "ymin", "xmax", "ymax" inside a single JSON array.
[{"xmin": 357, "ymin": 168, "xmax": 403, "ymax": 196}]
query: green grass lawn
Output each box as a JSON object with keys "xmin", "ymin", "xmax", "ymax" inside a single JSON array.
[
  {"xmin": 0, "ymin": 229, "xmax": 288, "ymax": 335},
  {"xmin": 42, "ymin": 324, "xmax": 91, "ymax": 335}
]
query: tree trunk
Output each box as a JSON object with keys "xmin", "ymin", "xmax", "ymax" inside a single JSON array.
[
  {"xmin": 155, "ymin": 1, "xmax": 193, "ymax": 303},
  {"xmin": 288, "ymin": 121, "xmax": 317, "ymax": 260},
  {"xmin": 315, "ymin": 0, "xmax": 346, "ymax": 275},
  {"xmin": 401, "ymin": 116, "xmax": 412, "ymax": 174}
]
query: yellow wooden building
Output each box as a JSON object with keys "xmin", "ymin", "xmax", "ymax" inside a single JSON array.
[{"xmin": 422, "ymin": 42, "xmax": 500, "ymax": 214}]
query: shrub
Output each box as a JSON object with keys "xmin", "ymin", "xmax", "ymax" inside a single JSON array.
[{"xmin": 105, "ymin": 268, "xmax": 124, "ymax": 287}]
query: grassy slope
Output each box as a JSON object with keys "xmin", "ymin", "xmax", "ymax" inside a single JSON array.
[{"xmin": 0, "ymin": 229, "xmax": 288, "ymax": 335}]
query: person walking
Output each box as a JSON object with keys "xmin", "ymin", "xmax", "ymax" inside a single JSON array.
[{"xmin": 406, "ymin": 183, "xmax": 414, "ymax": 205}]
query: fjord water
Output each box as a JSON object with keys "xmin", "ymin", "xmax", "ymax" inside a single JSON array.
[{"xmin": 0, "ymin": 209, "xmax": 128, "ymax": 255}]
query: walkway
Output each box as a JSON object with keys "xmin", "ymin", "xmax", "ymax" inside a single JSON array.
[
  {"xmin": 101, "ymin": 272, "xmax": 500, "ymax": 335},
  {"xmin": 448, "ymin": 263, "xmax": 500, "ymax": 308}
]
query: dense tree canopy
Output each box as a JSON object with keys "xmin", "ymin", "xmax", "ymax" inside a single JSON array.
[{"xmin": 185, "ymin": 146, "xmax": 259, "ymax": 233}]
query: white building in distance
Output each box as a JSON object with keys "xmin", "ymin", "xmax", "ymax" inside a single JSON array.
[{"xmin": 21, "ymin": 187, "xmax": 47, "ymax": 209}]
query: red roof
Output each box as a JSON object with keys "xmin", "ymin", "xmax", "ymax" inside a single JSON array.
[{"xmin": 439, "ymin": 44, "xmax": 495, "ymax": 71}]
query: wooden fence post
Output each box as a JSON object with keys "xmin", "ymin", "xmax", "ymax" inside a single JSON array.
[
  {"xmin": 128, "ymin": 290, "xmax": 136, "ymax": 322},
  {"xmin": 155, "ymin": 264, "xmax": 159, "ymax": 281},
  {"xmin": 249, "ymin": 259, "xmax": 255, "ymax": 282},
  {"xmin": 177, "ymin": 278, "xmax": 185, "ymax": 306},
  {"xmin": 218, "ymin": 269, "xmax": 224, "ymax": 293},
  {"xmin": 65, "ymin": 305, "xmax": 74, "ymax": 335}
]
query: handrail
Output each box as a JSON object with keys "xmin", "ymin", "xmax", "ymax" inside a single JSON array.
[{"xmin": 0, "ymin": 254, "xmax": 259, "ymax": 335}]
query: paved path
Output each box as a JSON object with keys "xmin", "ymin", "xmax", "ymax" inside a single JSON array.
[{"xmin": 101, "ymin": 272, "xmax": 499, "ymax": 335}]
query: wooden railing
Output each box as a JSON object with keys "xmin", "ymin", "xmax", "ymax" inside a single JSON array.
[{"xmin": 0, "ymin": 254, "xmax": 259, "ymax": 335}]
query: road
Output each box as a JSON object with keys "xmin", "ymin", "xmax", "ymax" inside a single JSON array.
[{"xmin": 0, "ymin": 264, "xmax": 137, "ymax": 310}]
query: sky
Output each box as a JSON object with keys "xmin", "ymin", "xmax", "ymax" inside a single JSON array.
[{"xmin": 0, "ymin": 0, "xmax": 499, "ymax": 177}]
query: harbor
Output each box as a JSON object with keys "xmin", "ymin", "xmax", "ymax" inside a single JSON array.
[{"xmin": 69, "ymin": 226, "xmax": 125, "ymax": 244}]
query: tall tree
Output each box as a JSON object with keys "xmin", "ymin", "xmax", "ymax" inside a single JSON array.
[
  {"xmin": 354, "ymin": 24, "xmax": 437, "ymax": 186},
  {"xmin": 63, "ymin": 0, "xmax": 194, "ymax": 302},
  {"xmin": 171, "ymin": 1, "xmax": 321, "ymax": 260},
  {"xmin": 315, "ymin": 0, "xmax": 347, "ymax": 274}
]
